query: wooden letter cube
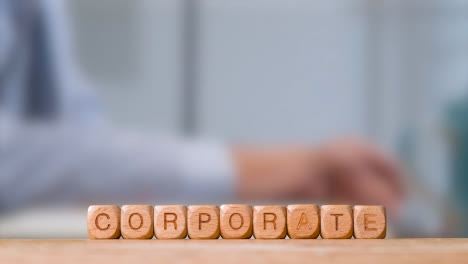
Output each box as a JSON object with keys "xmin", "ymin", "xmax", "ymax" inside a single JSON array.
[
  {"xmin": 154, "ymin": 205, "xmax": 187, "ymax": 239},
  {"xmin": 253, "ymin": 206, "xmax": 287, "ymax": 239},
  {"xmin": 353, "ymin": 205, "xmax": 386, "ymax": 239},
  {"xmin": 121, "ymin": 205, "xmax": 154, "ymax": 239},
  {"xmin": 287, "ymin": 204, "xmax": 320, "ymax": 239},
  {"xmin": 187, "ymin": 205, "xmax": 220, "ymax": 239},
  {"xmin": 87, "ymin": 205, "xmax": 121, "ymax": 239},
  {"xmin": 220, "ymin": 204, "xmax": 253, "ymax": 239},
  {"xmin": 320, "ymin": 205, "xmax": 353, "ymax": 239}
]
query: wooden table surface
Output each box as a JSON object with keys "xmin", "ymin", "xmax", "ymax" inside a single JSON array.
[{"xmin": 1, "ymin": 239, "xmax": 467, "ymax": 264}]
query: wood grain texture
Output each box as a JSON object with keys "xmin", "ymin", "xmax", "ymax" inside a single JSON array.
[
  {"xmin": 2, "ymin": 239, "xmax": 468, "ymax": 264},
  {"xmin": 154, "ymin": 205, "xmax": 187, "ymax": 239},
  {"xmin": 253, "ymin": 206, "xmax": 287, "ymax": 239},
  {"xmin": 87, "ymin": 205, "xmax": 121, "ymax": 239},
  {"xmin": 320, "ymin": 205, "xmax": 353, "ymax": 239},
  {"xmin": 220, "ymin": 204, "xmax": 253, "ymax": 239},
  {"xmin": 121, "ymin": 205, "xmax": 154, "ymax": 239},
  {"xmin": 287, "ymin": 204, "xmax": 320, "ymax": 239},
  {"xmin": 187, "ymin": 205, "xmax": 220, "ymax": 239},
  {"xmin": 353, "ymin": 205, "xmax": 386, "ymax": 239}
]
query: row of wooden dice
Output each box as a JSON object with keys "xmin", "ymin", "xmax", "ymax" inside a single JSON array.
[{"xmin": 88, "ymin": 204, "xmax": 386, "ymax": 239}]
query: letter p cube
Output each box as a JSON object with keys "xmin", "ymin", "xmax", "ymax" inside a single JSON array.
[{"xmin": 187, "ymin": 205, "xmax": 220, "ymax": 239}]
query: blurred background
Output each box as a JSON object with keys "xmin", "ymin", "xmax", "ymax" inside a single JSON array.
[{"xmin": 1, "ymin": 0, "xmax": 468, "ymax": 238}]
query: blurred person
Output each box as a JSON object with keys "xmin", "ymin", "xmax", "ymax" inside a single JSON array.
[
  {"xmin": 0, "ymin": 0, "xmax": 404, "ymax": 214},
  {"xmin": 446, "ymin": 97, "xmax": 468, "ymax": 236}
]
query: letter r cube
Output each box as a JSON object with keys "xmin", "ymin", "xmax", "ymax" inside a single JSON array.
[
  {"xmin": 154, "ymin": 205, "xmax": 187, "ymax": 239},
  {"xmin": 253, "ymin": 206, "xmax": 287, "ymax": 239}
]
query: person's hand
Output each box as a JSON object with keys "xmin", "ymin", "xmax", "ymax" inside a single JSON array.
[
  {"xmin": 315, "ymin": 139, "xmax": 405, "ymax": 213},
  {"xmin": 232, "ymin": 139, "xmax": 405, "ymax": 214}
]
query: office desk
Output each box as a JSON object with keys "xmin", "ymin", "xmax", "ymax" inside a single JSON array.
[{"xmin": 1, "ymin": 239, "xmax": 467, "ymax": 263}]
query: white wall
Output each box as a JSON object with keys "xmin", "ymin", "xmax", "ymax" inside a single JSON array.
[{"xmin": 197, "ymin": 0, "xmax": 369, "ymax": 142}]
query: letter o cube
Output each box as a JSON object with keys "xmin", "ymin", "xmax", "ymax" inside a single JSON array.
[
  {"xmin": 121, "ymin": 205, "xmax": 154, "ymax": 239},
  {"xmin": 220, "ymin": 204, "xmax": 253, "ymax": 239}
]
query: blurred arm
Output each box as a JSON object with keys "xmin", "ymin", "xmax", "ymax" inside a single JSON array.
[
  {"xmin": 0, "ymin": 123, "xmax": 234, "ymax": 211},
  {"xmin": 232, "ymin": 140, "xmax": 405, "ymax": 215}
]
